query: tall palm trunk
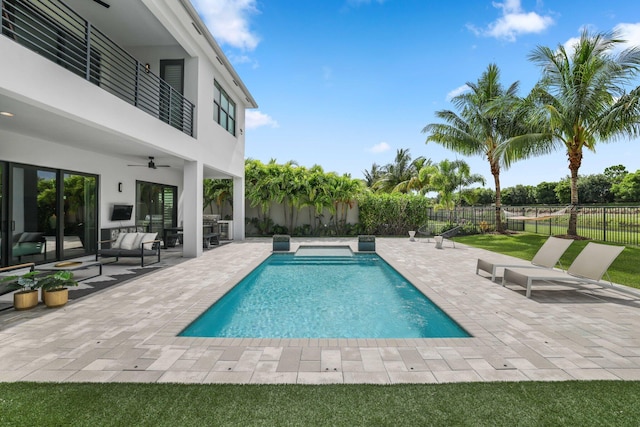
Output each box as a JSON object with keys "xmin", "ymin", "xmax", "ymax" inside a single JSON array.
[
  {"xmin": 491, "ymin": 160, "xmax": 503, "ymax": 232},
  {"xmin": 567, "ymin": 147, "xmax": 582, "ymax": 236}
]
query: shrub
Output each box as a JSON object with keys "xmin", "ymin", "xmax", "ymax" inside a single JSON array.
[{"xmin": 357, "ymin": 193, "xmax": 431, "ymax": 236}]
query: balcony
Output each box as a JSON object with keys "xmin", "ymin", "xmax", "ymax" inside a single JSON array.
[{"xmin": 1, "ymin": 0, "xmax": 194, "ymax": 137}]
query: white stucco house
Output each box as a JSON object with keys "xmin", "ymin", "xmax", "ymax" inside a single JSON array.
[{"xmin": 0, "ymin": 0, "xmax": 256, "ymax": 267}]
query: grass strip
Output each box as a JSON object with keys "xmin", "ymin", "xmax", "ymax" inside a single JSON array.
[
  {"xmin": 456, "ymin": 233, "xmax": 640, "ymax": 289},
  {"xmin": 1, "ymin": 381, "xmax": 640, "ymax": 426}
]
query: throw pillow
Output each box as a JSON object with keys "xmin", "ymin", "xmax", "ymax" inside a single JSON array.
[
  {"xmin": 119, "ymin": 233, "xmax": 139, "ymax": 250},
  {"xmin": 112, "ymin": 232, "xmax": 126, "ymax": 249},
  {"xmin": 132, "ymin": 232, "xmax": 146, "ymax": 250},
  {"xmin": 142, "ymin": 233, "xmax": 158, "ymax": 250}
]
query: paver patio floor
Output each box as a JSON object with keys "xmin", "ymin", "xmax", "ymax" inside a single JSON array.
[{"xmin": 1, "ymin": 238, "xmax": 639, "ymax": 384}]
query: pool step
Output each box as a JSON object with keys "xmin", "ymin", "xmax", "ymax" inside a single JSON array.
[{"xmin": 270, "ymin": 255, "xmax": 378, "ymax": 266}]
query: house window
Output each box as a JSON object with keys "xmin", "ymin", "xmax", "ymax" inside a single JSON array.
[{"xmin": 214, "ymin": 81, "xmax": 236, "ymax": 136}]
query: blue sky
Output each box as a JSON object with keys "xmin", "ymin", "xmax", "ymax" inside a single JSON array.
[{"xmin": 192, "ymin": 0, "xmax": 640, "ymax": 188}]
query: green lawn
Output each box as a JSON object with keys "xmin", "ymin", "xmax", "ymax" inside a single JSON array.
[
  {"xmin": 456, "ymin": 232, "xmax": 640, "ymax": 289},
  {"xmin": 2, "ymin": 382, "xmax": 640, "ymax": 426}
]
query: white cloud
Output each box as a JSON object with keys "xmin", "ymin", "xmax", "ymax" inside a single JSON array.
[
  {"xmin": 446, "ymin": 84, "xmax": 470, "ymax": 101},
  {"xmin": 561, "ymin": 36, "xmax": 581, "ymax": 54},
  {"xmin": 369, "ymin": 142, "xmax": 391, "ymax": 153},
  {"xmin": 228, "ymin": 53, "xmax": 259, "ymax": 69},
  {"xmin": 245, "ymin": 110, "xmax": 279, "ymax": 130},
  {"xmin": 615, "ymin": 23, "xmax": 640, "ymax": 50},
  {"xmin": 191, "ymin": 0, "xmax": 260, "ymax": 50},
  {"xmin": 561, "ymin": 23, "xmax": 640, "ymax": 56},
  {"xmin": 470, "ymin": 0, "xmax": 554, "ymax": 42}
]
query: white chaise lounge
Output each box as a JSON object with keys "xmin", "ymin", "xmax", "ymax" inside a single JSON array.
[
  {"xmin": 476, "ymin": 236, "xmax": 573, "ymax": 282},
  {"xmin": 501, "ymin": 242, "xmax": 624, "ymax": 298}
]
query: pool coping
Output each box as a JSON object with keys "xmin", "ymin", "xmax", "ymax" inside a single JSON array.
[{"xmin": 1, "ymin": 237, "xmax": 639, "ymax": 384}]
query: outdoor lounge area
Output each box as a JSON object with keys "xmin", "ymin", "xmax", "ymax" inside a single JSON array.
[{"xmin": 1, "ymin": 237, "xmax": 639, "ymax": 385}]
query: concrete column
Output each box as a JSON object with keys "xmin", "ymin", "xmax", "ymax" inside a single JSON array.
[
  {"xmin": 182, "ymin": 160, "xmax": 203, "ymax": 257},
  {"xmin": 233, "ymin": 175, "xmax": 245, "ymax": 240}
]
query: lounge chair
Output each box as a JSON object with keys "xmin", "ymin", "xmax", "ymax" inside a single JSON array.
[
  {"xmin": 416, "ymin": 224, "xmax": 435, "ymax": 242},
  {"xmin": 435, "ymin": 226, "xmax": 462, "ymax": 248},
  {"xmin": 501, "ymin": 242, "xmax": 624, "ymax": 298},
  {"xmin": 476, "ymin": 236, "xmax": 573, "ymax": 282}
]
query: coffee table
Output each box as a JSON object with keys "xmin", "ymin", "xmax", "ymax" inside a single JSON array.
[{"xmin": 38, "ymin": 260, "xmax": 103, "ymax": 281}]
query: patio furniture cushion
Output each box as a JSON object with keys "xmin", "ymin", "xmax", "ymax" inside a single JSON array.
[
  {"xmin": 118, "ymin": 233, "xmax": 139, "ymax": 250},
  {"xmin": 113, "ymin": 232, "xmax": 126, "ymax": 249},
  {"xmin": 142, "ymin": 233, "xmax": 158, "ymax": 250}
]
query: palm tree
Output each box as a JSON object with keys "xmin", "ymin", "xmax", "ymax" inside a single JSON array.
[
  {"xmin": 329, "ymin": 174, "xmax": 363, "ymax": 234},
  {"xmin": 203, "ymin": 178, "xmax": 232, "ymax": 217},
  {"xmin": 267, "ymin": 160, "xmax": 301, "ymax": 233},
  {"xmin": 422, "ymin": 159, "xmax": 485, "ymax": 217},
  {"xmin": 506, "ymin": 29, "xmax": 640, "ymax": 236},
  {"xmin": 299, "ymin": 164, "xmax": 330, "ymax": 234},
  {"xmin": 372, "ymin": 149, "xmax": 426, "ymax": 193},
  {"xmin": 392, "ymin": 157, "xmax": 433, "ymax": 194},
  {"xmin": 422, "ymin": 63, "xmax": 521, "ymax": 232},
  {"xmin": 245, "ymin": 159, "xmax": 274, "ymax": 234},
  {"xmin": 363, "ymin": 163, "xmax": 383, "ymax": 188}
]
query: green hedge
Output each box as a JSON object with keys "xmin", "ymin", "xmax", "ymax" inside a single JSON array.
[{"xmin": 357, "ymin": 193, "xmax": 431, "ymax": 235}]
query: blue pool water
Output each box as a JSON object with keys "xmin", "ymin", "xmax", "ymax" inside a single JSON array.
[{"xmin": 180, "ymin": 252, "xmax": 469, "ymax": 339}]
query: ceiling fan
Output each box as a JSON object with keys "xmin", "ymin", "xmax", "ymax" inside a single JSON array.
[
  {"xmin": 92, "ymin": 0, "xmax": 110, "ymax": 8},
  {"xmin": 127, "ymin": 156, "xmax": 170, "ymax": 169}
]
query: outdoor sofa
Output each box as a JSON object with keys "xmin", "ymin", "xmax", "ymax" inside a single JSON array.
[{"xmin": 97, "ymin": 230, "xmax": 161, "ymax": 267}]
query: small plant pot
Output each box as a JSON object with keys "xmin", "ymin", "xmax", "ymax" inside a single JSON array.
[
  {"xmin": 43, "ymin": 288, "xmax": 69, "ymax": 308},
  {"xmin": 14, "ymin": 290, "xmax": 39, "ymax": 310}
]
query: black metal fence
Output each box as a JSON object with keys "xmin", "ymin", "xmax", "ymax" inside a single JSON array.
[
  {"xmin": 1, "ymin": 0, "xmax": 194, "ymax": 136},
  {"xmin": 427, "ymin": 205, "xmax": 640, "ymax": 246}
]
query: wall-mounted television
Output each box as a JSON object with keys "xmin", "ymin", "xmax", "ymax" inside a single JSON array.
[{"xmin": 110, "ymin": 204, "xmax": 133, "ymax": 221}]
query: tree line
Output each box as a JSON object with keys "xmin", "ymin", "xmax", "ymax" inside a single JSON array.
[
  {"xmin": 420, "ymin": 29, "xmax": 640, "ymax": 236},
  {"xmin": 458, "ymin": 165, "xmax": 640, "ymax": 206}
]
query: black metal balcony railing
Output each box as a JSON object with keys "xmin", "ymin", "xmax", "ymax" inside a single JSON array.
[{"xmin": 1, "ymin": 0, "xmax": 194, "ymax": 136}]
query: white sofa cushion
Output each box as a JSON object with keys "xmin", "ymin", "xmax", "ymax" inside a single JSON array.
[
  {"xmin": 112, "ymin": 232, "xmax": 126, "ymax": 249},
  {"xmin": 119, "ymin": 233, "xmax": 139, "ymax": 250},
  {"xmin": 142, "ymin": 233, "xmax": 158, "ymax": 250},
  {"xmin": 133, "ymin": 233, "xmax": 147, "ymax": 250}
]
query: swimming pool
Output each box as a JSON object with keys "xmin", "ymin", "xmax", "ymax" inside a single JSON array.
[{"xmin": 180, "ymin": 250, "xmax": 469, "ymax": 339}]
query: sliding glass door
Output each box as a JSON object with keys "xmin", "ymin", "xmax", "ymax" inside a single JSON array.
[
  {"xmin": 0, "ymin": 162, "xmax": 98, "ymax": 267},
  {"xmin": 62, "ymin": 172, "xmax": 97, "ymax": 258},
  {"xmin": 7, "ymin": 165, "xmax": 56, "ymax": 265},
  {"xmin": 136, "ymin": 181, "xmax": 177, "ymax": 238}
]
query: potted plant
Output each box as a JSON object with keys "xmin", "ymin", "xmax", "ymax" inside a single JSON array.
[
  {"xmin": 40, "ymin": 271, "xmax": 78, "ymax": 308},
  {"xmin": 1, "ymin": 270, "xmax": 41, "ymax": 310}
]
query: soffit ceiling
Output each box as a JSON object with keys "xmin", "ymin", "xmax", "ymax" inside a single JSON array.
[
  {"xmin": 0, "ymin": 95, "xmax": 179, "ymax": 166},
  {"xmin": 62, "ymin": 0, "xmax": 178, "ymax": 48}
]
